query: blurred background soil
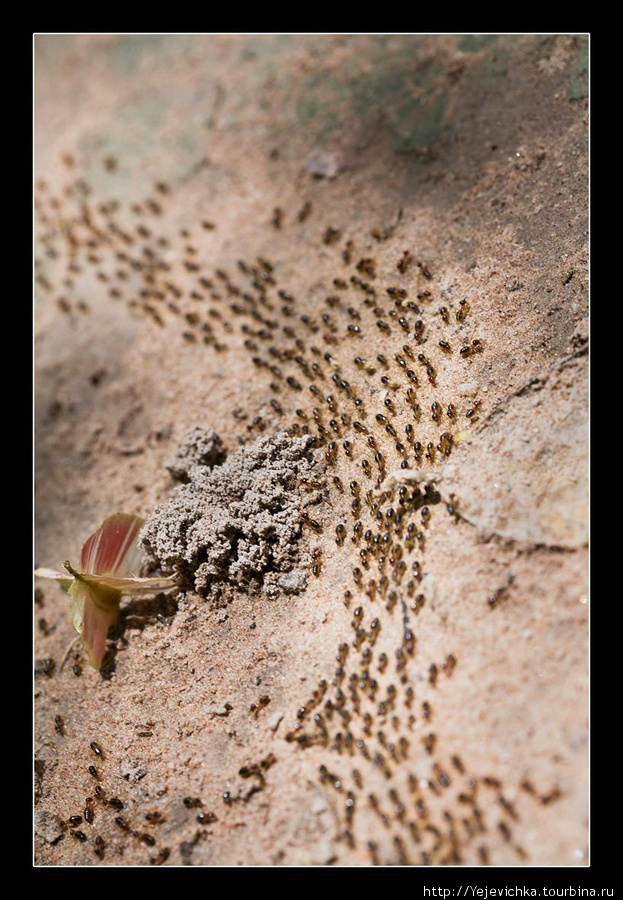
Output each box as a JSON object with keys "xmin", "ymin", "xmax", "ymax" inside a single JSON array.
[{"xmin": 34, "ymin": 34, "xmax": 588, "ymax": 867}]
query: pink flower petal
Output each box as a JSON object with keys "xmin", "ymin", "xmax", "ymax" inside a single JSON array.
[{"xmin": 80, "ymin": 513, "xmax": 144, "ymax": 577}]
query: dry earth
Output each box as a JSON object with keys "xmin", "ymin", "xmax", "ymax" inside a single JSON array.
[{"xmin": 34, "ymin": 34, "xmax": 589, "ymax": 868}]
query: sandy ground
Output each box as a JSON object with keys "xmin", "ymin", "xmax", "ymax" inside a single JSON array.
[{"xmin": 34, "ymin": 34, "xmax": 589, "ymax": 868}]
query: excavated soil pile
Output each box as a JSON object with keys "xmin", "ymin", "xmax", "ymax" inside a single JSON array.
[{"xmin": 141, "ymin": 428, "xmax": 323, "ymax": 600}]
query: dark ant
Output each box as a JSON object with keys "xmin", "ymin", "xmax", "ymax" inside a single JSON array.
[
  {"xmin": 323, "ymin": 226, "xmax": 341, "ymax": 245},
  {"xmin": 197, "ymin": 811, "xmax": 218, "ymax": 825},
  {"xmin": 250, "ymin": 695, "xmax": 270, "ymax": 717},
  {"xmin": 456, "ymin": 298, "xmax": 470, "ymax": 322},
  {"xmin": 297, "ymin": 201, "xmax": 312, "ymax": 222}
]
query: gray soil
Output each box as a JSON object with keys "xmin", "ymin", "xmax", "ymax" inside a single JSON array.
[
  {"xmin": 34, "ymin": 34, "xmax": 588, "ymax": 868},
  {"xmin": 141, "ymin": 429, "xmax": 323, "ymax": 599}
]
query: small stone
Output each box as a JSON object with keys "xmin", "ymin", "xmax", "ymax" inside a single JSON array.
[
  {"xmin": 35, "ymin": 810, "xmax": 65, "ymax": 844},
  {"xmin": 206, "ymin": 703, "xmax": 232, "ymax": 717},
  {"xmin": 278, "ymin": 571, "xmax": 308, "ymax": 594}
]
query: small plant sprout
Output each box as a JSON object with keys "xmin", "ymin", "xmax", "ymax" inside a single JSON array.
[{"xmin": 35, "ymin": 513, "xmax": 177, "ymax": 670}]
